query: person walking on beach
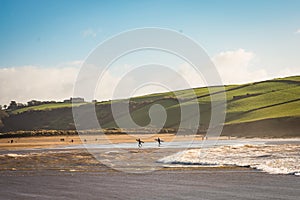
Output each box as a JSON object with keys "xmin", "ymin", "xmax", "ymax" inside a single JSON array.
[
  {"xmin": 155, "ymin": 137, "xmax": 163, "ymax": 147},
  {"xmin": 136, "ymin": 138, "xmax": 144, "ymax": 148}
]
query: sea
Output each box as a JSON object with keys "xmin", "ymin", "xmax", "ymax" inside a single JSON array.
[
  {"xmin": 158, "ymin": 140, "xmax": 300, "ymax": 176},
  {"xmin": 1, "ymin": 138, "xmax": 299, "ymax": 175}
]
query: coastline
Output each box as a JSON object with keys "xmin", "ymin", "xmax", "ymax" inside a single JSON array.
[
  {"xmin": 1, "ymin": 136, "xmax": 299, "ymax": 174},
  {"xmin": 0, "ymin": 136, "xmax": 299, "ymax": 199},
  {"xmin": 0, "ymin": 134, "xmax": 236, "ymax": 150},
  {"xmin": 1, "ymin": 133, "xmax": 299, "ymax": 151}
]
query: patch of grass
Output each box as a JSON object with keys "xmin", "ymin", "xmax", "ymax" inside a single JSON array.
[
  {"xmin": 227, "ymin": 86, "xmax": 300, "ymax": 113},
  {"xmin": 275, "ymin": 75, "xmax": 300, "ymax": 82},
  {"xmin": 228, "ymin": 100, "xmax": 300, "ymax": 123},
  {"xmin": 225, "ymin": 81, "xmax": 296, "ymax": 100},
  {"xmin": 225, "ymin": 84, "xmax": 300, "ymax": 124},
  {"xmin": 103, "ymin": 98, "xmax": 180, "ymax": 128},
  {"xmin": 12, "ymin": 103, "xmax": 88, "ymax": 114}
]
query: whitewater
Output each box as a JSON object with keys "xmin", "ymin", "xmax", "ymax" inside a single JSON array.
[{"xmin": 158, "ymin": 142, "xmax": 300, "ymax": 175}]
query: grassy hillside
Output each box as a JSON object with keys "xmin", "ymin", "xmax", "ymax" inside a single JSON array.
[
  {"xmin": 1, "ymin": 75, "xmax": 299, "ymax": 137},
  {"xmin": 11, "ymin": 102, "xmax": 87, "ymax": 114}
]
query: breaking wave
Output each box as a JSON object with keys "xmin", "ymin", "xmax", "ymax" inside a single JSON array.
[{"xmin": 158, "ymin": 143, "xmax": 300, "ymax": 175}]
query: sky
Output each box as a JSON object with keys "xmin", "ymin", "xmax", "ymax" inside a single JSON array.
[{"xmin": 0, "ymin": 0, "xmax": 300, "ymax": 105}]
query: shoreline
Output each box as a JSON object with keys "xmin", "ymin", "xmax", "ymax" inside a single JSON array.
[
  {"xmin": 0, "ymin": 134, "xmax": 237, "ymax": 151},
  {"xmin": 1, "ymin": 136, "xmax": 299, "ymax": 177},
  {"xmin": 1, "ymin": 134, "xmax": 299, "ymax": 151}
]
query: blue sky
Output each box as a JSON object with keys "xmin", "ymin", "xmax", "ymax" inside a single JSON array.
[
  {"xmin": 0, "ymin": 0, "xmax": 300, "ymax": 104},
  {"xmin": 1, "ymin": 0, "xmax": 299, "ymax": 67}
]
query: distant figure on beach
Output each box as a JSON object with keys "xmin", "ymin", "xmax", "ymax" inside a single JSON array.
[
  {"xmin": 136, "ymin": 138, "xmax": 144, "ymax": 148},
  {"xmin": 71, "ymin": 139, "xmax": 74, "ymax": 143},
  {"xmin": 155, "ymin": 137, "xmax": 163, "ymax": 147},
  {"xmin": 60, "ymin": 138, "xmax": 65, "ymax": 142}
]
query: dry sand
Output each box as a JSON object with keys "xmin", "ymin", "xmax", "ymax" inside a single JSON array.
[{"xmin": 0, "ymin": 134, "xmax": 233, "ymax": 150}]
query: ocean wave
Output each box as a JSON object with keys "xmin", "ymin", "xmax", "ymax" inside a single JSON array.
[
  {"xmin": 158, "ymin": 144, "xmax": 300, "ymax": 175},
  {"xmin": 5, "ymin": 153, "xmax": 29, "ymax": 158}
]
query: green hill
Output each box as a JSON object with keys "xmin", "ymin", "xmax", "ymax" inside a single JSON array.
[{"xmin": 1, "ymin": 75, "xmax": 299, "ymax": 137}]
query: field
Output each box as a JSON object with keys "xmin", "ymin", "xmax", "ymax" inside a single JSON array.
[
  {"xmin": 1, "ymin": 75, "xmax": 299, "ymax": 137},
  {"xmin": 11, "ymin": 102, "xmax": 87, "ymax": 114}
]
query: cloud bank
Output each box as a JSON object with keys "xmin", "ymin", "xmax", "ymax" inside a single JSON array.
[
  {"xmin": 212, "ymin": 49, "xmax": 300, "ymax": 84},
  {"xmin": 0, "ymin": 65, "xmax": 79, "ymax": 105},
  {"xmin": 212, "ymin": 49, "xmax": 267, "ymax": 84},
  {"xmin": 1, "ymin": 49, "xmax": 299, "ymax": 105}
]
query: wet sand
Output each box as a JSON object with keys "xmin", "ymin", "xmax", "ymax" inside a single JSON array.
[
  {"xmin": 1, "ymin": 137, "xmax": 299, "ymax": 199},
  {"xmin": 0, "ymin": 134, "xmax": 233, "ymax": 150},
  {"xmin": 0, "ymin": 169, "xmax": 299, "ymax": 200}
]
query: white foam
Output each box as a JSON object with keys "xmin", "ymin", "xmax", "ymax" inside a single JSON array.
[
  {"xmin": 6, "ymin": 153, "xmax": 28, "ymax": 158},
  {"xmin": 158, "ymin": 143, "xmax": 300, "ymax": 175}
]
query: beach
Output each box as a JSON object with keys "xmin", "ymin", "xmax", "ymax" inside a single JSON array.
[
  {"xmin": 0, "ymin": 136, "xmax": 299, "ymax": 199},
  {"xmin": 0, "ymin": 134, "xmax": 231, "ymax": 150}
]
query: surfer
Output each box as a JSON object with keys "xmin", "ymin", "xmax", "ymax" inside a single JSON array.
[
  {"xmin": 155, "ymin": 137, "xmax": 163, "ymax": 147},
  {"xmin": 136, "ymin": 138, "xmax": 144, "ymax": 148}
]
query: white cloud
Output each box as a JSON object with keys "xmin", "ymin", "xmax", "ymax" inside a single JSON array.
[
  {"xmin": 0, "ymin": 65, "xmax": 80, "ymax": 105},
  {"xmin": 212, "ymin": 49, "xmax": 300, "ymax": 84},
  {"xmin": 81, "ymin": 28, "xmax": 97, "ymax": 38},
  {"xmin": 95, "ymin": 69, "xmax": 122, "ymax": 100},
  {"xmin": 1, "ymin": 52, "xmax": 298, "ymax": 106},
  {"xmin": 276, "ymin": 66, "xmax": 300, "ymax": 78},
  {"xmin": 295, "ymin": 29, "xmax": 300, "ymax": 34},
  {"xmin": 63, "ymin": 60, "xmax": 84, "ymax": 66},
  {"xmin": 177, "ymin": 63, "xmax": 205, "ymax": 87},
  {"xmin": 94, "ymin": 63, "xmax": 206, "ymax": 101},
  {"xmin": 212, "ymin": 49, "xmax": 268, "ymax": 84}
]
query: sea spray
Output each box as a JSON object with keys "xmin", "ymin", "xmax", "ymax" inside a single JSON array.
[{"xmin": 158, "ymin": 143, "xmax": 300, "ymax": 175}]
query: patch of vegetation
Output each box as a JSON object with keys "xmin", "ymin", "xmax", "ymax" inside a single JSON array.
[
  {"xmin": 12, "ymin": 102, "xmax": 88, "ymax": 114},
  {"xmin": 1, "ymin": 75, "xmax": 299, "ymax": 134}
]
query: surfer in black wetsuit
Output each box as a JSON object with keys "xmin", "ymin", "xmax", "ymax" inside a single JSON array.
[
  {"xmin": 136, "ymin": 138, "xmax": 144, "ymax": 148},
  {"xmin": 157, "ymin": 137, "xmax": 161, "ymax": 146},
  {"xmin": 155, "ymin": 137, "xmax": 163, "ymax": 147}
]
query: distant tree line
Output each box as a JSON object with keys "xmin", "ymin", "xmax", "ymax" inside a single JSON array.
[
  {"xmin": 0, "ymin": 100, "xmax": 59, "ymax": 111},
  {"xmin": 1, "ymin": 97, "xmax": 86, "ymax": 111}
]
